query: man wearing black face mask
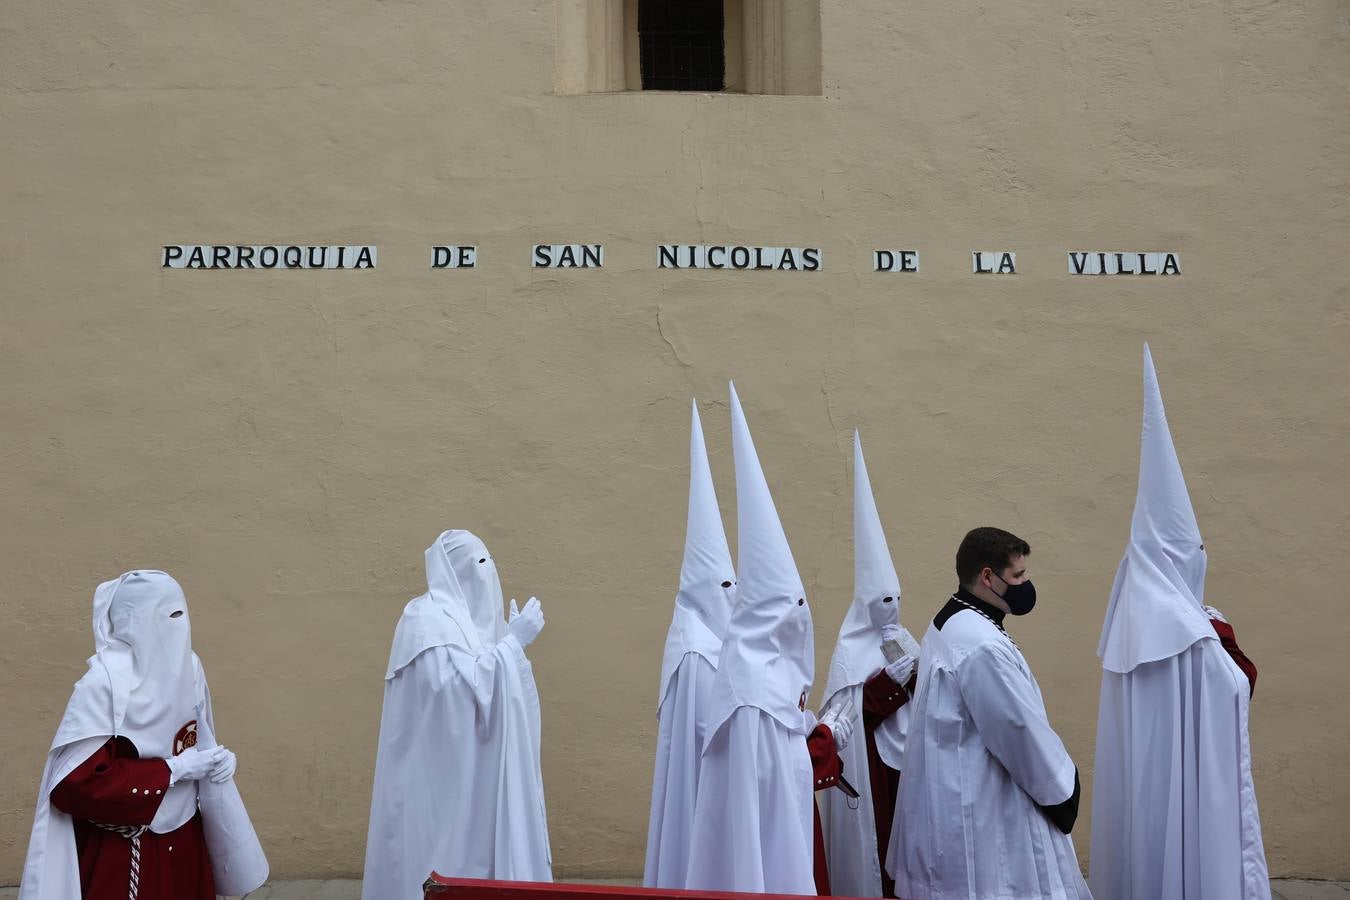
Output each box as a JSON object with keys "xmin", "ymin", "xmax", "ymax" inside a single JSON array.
[{"xmin": 887, "ymin": 527, "xmax": 1091, "ymax": 900}]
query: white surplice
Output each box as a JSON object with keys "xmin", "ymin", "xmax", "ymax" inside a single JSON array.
[{"xmin": 889, "ymin": 613, "xmax": 1090, "ymax": 900}]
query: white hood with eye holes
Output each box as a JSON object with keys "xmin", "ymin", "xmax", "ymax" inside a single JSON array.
[
  {"xmin": 824, "ymin": 430, "xmax": 904, "ymax": 702},
  {"xmin": 386, "ymin": 529, "xmax": 508, "ymax": 679},
  {"xmin": 53, "ymin": 570, "xmax": 205, "ymax": 761},
  {"xmin": 657, "ymin": 400, "xmax": 737, "ymax": 712},
  {"xmin": 704, "ymin": 384, "xmax": 815, "ymax": 738},
  {"xmin": 1098, "ymin": 344, "xmax": 1217, "ymax": 674}
]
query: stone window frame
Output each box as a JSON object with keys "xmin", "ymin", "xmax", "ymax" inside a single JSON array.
[{"xmin": 554, "ymin": 0, "xmax": 822, "ymax": 96}]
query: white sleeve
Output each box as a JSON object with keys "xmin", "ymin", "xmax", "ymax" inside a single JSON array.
[
  {"xmin": 427, "ymin": 637, "xmax": 530, "ymax": 733},
  {"xmin": 960, "ymin": 642, "xmax": 1077, "ymax": 806}
]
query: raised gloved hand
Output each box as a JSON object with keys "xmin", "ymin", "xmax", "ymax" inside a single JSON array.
[
  {"xmin": 1204, "ymin": 605, "xmax": 1228, "ymax": 624},
  {"xmin": 826, "ymin": 711, "xmax": 854, "ymax": 752},
  {"xmin": 166, "ymin": 746, "xmax": 226, "ymax": 786},
  {"xmin": 885, "ymin": 653, "xmax": 917, "ymax": 687},
  {"xmin": 881, "ymin": 623, "xmax": 903, "ymax": 644},
  {"xmin": 208, "ymin": 747, "xmax": 238, "ymax": 784},
  {"xmin": 507, "ymin": 596, "xmax": 545, "ymax": 647}
]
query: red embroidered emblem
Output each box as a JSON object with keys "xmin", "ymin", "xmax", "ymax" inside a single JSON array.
[
  {"xmin": 173, "ymin": 721, "xmax": 198, "ymax": 756},
  {"xmin": 798, "ymin": 691, "xmax": 807, "ymax": 711}
]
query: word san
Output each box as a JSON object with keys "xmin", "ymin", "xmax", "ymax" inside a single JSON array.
[
  {"xmin": 1069, "ymin": 252, "xmax": 1181, "ymax": 276},
  {"xmin": 657, "ymin": 245, "xmax": 821, "ymax": 271},
  {"xmin": 162, "ymin": 245, "xmax": 375, "ymax": 270},
  {"xmin": 532, "ymin": 244, "xmax": 604, "ymax": 268}
]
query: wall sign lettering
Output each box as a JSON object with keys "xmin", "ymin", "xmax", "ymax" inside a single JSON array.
[
  {"xmin": 874, "ymin": 250, "xmax": 919, "ymax": 273},
  {"xmin": 162, "ymin": 245, "xmax": 376, "ymax": 270},
  {"xmin": 973, "ymin": 251, "xmax": 1016, "ymax": 275},
  {"xmin": 160, "ymin": 244, "xmax": 1189, "ymax": 278},
  {"xmin": 431, "ymin": 246, "xmax": 477, "ymax": 269},
  {"xmin": 1068, "ymin": 252, "xmax": 1181, "ymax": 276},
  {"xmin": 533, "ymin": 244, "xmax": 604, "ymax": 268},
  {"xmin": 656, "ymin": 245, "xmax": 821, "ymax": 271}
]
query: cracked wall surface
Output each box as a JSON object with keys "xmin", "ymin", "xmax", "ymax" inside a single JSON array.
[{"xmin": 2, "ymin": 0, "xmax": 1349, "ymax": 883}]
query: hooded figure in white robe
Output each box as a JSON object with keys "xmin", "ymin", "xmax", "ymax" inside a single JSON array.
[
  {"xmin": 643, "ymin": 400, "xmax": 738, "ymax": 889},
  {"xmin": 684, "ymin": 384, "xmax": 827, "ymax": 895},
  {"xmin": 362, "ymin": 531, "xmax": 551, "ymax": 900},
  {"xmin": 1089, "ymin": 345, "xmax": 1269, "ymax": 900},
  {"xmin": 19, "ymin": 570, "xmax": 267, "ymax": 900},
  {"xmin": 818, "ymin": 431, "xmax": 920, "ymax": 898}
]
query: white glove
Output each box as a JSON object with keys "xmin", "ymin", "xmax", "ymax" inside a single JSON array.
[
  {"xmin": 1204, "ymin": 605, "xmax": 1228, "ymax": 624},
  {"xmin": 166, "ymin": 746, "xmax": 225, "ymax": 786},
  {"xmin": 881, "ymin": 623, "xmax": 903, "ymax": 644},
  {"xmin": 507, "ymin": 596, "xmax": 545, "ymax": 647},
  {"xmin": 826, "ymin": 712, "xmax": 854, "ymax": 752},
  {"xmin": 208, "ymin": 747, "xmax": 238, "ymax": 784},
  {"xmin": 885, "ymin": 653, "xmax": 917, "ymax": 686}
]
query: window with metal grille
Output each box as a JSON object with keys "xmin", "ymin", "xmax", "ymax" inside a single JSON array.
[{"xmin": 638, "ymin": 0, "xmax": 725, "ymax": 91}]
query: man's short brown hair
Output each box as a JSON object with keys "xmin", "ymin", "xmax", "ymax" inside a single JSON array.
[{"xmin": 956, "ymin": 527, "xmax": 1031, "ymax": 589}]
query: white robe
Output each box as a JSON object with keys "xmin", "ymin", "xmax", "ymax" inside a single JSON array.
[
  {"xmin": 643, "ymin": 652, "xmax": 717, "ymax": 888},
  {"xmin": 684, "ymin": 706, "xmax": 817, "ymax": 895},
  {"xmin": 889, "ymin": 614, "xmax": 1090, "ymax": 900},
  {"xmin": 362, "ymin": 635, "xmax": 551, "ymax": 900},
  {"xmin": 1089, "ymin": 345, "xmax": 1269, "ymax": 900},
  {"xmin": 1089, "ymin": 639, "xmax": 1268, "ymax": 899}
]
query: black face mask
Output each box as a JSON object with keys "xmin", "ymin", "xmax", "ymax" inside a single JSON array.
[{"xmin": 991, "ymin": 571, "xmax": 1037, "ymax": 616}]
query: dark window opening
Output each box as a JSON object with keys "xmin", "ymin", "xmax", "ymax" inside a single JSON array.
[{"xmin": 638, "ymin": 0, "xmax": 725, "ymax": 91}]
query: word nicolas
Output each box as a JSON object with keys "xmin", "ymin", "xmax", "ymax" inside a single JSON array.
[{"xmin": 657, "ymin": 245, "xmax": 822, "ymax": 271}]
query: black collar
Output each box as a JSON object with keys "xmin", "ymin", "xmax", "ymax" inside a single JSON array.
[{"xmin": 934, "ymin": 587, "xmax": 1008, "ymax": 631}]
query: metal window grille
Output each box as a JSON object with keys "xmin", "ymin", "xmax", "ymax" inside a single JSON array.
[{"xmin": 638, "ymin": 0, "xmax": 725, "ymax": 91}]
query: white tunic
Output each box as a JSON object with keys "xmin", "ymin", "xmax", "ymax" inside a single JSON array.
[
  {"xmin": 643, "ymin": 653, "xmax": 717, "ymax": 888},
  {"xmin": 362, "ymin": 635, "xmax": 551, "ymax": 900},
  {"xmin": 889, "ymin": 612, "xmax": 1090, "ymax": 900},
  {"xmin": 684, "ymin": 707, "xmax": 817, "ymax": 895},
  {"xmin": 1090, "ymin": 640, "xmax": 1267, "ymax": 899}
]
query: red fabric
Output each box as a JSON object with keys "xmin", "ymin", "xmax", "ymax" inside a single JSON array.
[
  {"xmin": 49, "ymin": 737, "xmax": 215, "ymax": 900},
  {"xmin": 807, "ymin": 725, "xmax": 845, "ymax": 896},
  {"xmin": 1210, "ymin": 618, "xmax": 1258, "ymax": 697},
  {"xmin": 861, "ymin": 670, "xmax": 916, "ymax": 899}
]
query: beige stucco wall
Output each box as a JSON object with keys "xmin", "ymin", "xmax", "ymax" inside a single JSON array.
[{"xmin": 3, "ymin": 0, "xmax": 1348, "ymax": 884}]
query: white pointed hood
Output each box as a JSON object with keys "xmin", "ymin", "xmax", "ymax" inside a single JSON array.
[
  {"xmin": 1098, "ymin": 344, "xmax": 1215, "ymax": 673},
  {"xmin": 657, "ymin": 401, "xmax": 738, "ymax": 710},
  {"xmin": 704, "ymin": 384, "xmax": 815, "ymax": 737},
  {"xmin": 824, "ymin": 431, "xmax": 902, "ymax": 701}
]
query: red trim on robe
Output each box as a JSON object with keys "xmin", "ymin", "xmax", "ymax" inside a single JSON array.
[
  {"xmin": 861, "ymin": 669, "xmax": 916, "ymax": 899},
  {"xmin": 1210, "ymin": 618, "xmax": 1258, "ymax": 697},
  {"xmin": 807, "ymin": 724, "xmax": 844, "ymax": 896},
  {"xmin": 49, "ymin": 736, "xmax": 216, "ymax": 900}
]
